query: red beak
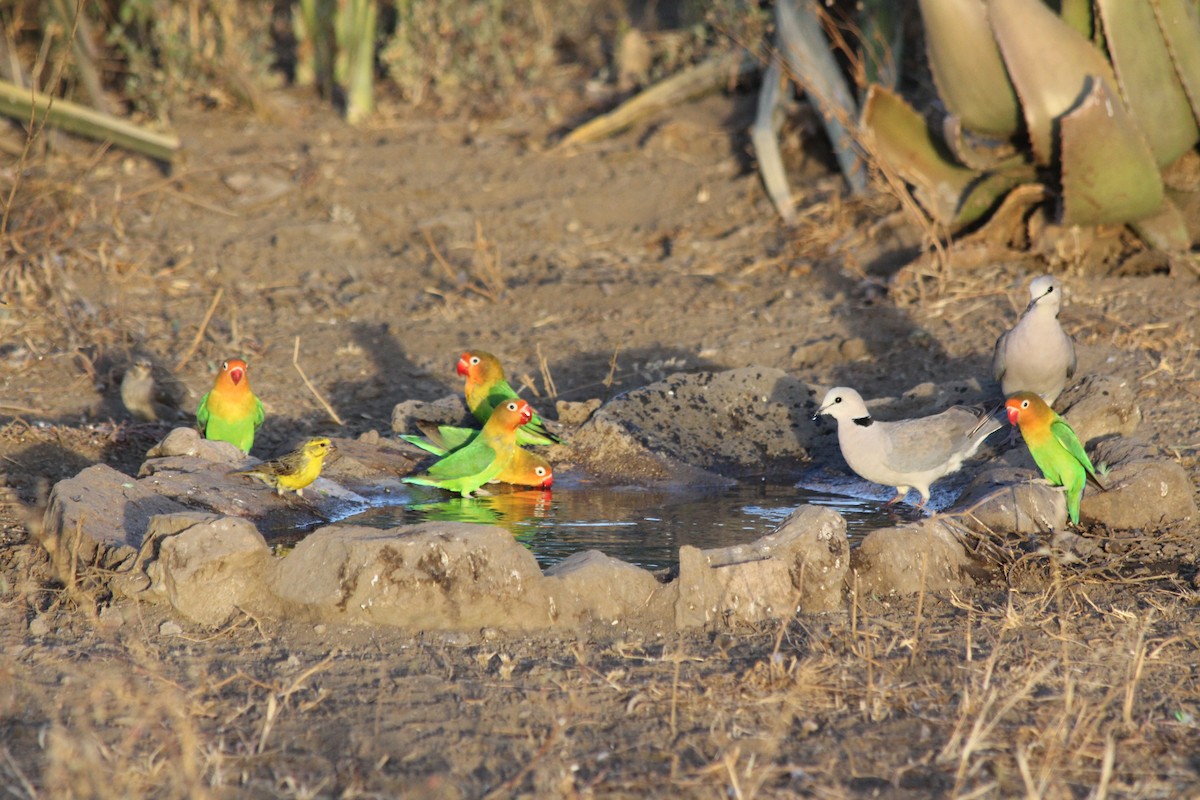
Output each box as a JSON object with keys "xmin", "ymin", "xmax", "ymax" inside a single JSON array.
[
  {"xmin": 229, "ymin": 367, "xmax": 244, "ymax": 385},
  {"xmin": 519, "ymin": 405, "xmax": 533, "ymax": 424},
  {"xmin": 456, "ymin": 354, "xmax": 471, "ymax": 377},
  {"xmin": 540, "ymin": 475, "xmax": 554, "ymax": 489},
  {"xmin": 1006, "ymin": 405, "xmax": 1020, "ymax": 426}
]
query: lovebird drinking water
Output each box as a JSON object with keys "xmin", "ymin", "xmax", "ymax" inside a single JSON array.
[
  {"xmin": 1005, "ymin": 391, "xmax": 1104, "ymax": 525},
  {"xmin": 196, "ymin": 358, "xmax": 265, "ymax": 453},
  {"xmin": 457, "ymin": 350, "xmax": 561, "ymax": 446},
  {"xmin": 403, "ymin": 399, "xmax": 534, "ymax": 497},
  {"xmin": 399, "ymin": 423, "xmax": 553, "ymax": 488}
]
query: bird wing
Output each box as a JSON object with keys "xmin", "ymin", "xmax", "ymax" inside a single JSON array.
[
  {"xmin": 991, "ymin": 330, "xmax": 1009, "ymax": 383},
  {"xmin": 880, "ymin": 408, "xmax": 990, "ymax": 474},
  {"xmin": 1050, "ymin": 418, "xmax": 1098, "ymax": 478},
  {"xmin": 398, "ymin": 434, "xmax": 446, "ymax": 456},
  {"xmin": 422, "ymin": 437, "xmax": 501, "ymax": 481},
  {"xmin": 196, "ymin": 391, "xmax": 211, "ymax": 427},
  {"xmin": 252, "ymin": 397, "xmax": 265, "ymax": 430},
  {"xmin": 1066, "ymin": 337, "xmax": 1077, "ymax": 379}
]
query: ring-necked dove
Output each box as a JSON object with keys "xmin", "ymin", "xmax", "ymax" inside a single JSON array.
[
  {"xmin": 814, "ymin": 387, "xmax": 1003, "ymax": 508},
  {"xmin": 992, "ymin": 275, "xmax": 1076, "ymax": 406}
]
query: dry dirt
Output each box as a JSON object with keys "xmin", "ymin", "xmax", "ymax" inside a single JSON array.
[{"xmin": 3, "ymin": 77, "xmax": 1200, "ymax": 798}]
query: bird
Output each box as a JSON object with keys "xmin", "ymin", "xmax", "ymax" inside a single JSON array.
[
  {"xmin": 196, "ymin": 358, "xmax": 265, "ymax": 453},
  {"xmin": 403, "ymin": 398, "xmax": 533, "ymax": 497},
  {"xmin": 399, "ymin": 423, "xmax": 553, "ymax": 488},
  {"xmin": 814, "ymin": 387, "xmax": 1003, "ymax": 508},
  {"xmin": 992, "ymin": 275, "xmax": 1076, "ymax": 406},
  {"xmin": 233, "ymin": 437, "xmax": 334, "ymax": 497},
  {"xmin": 1005, "ymin": 391, "xmax": 1104, "ymax": 525},
  {"xmin": 457, "ymin": 350, "xmax": 561, "ymax": 446},
  {"xmin": 120, "ymin": 358, "xmax": 184, "ymax": 422}
]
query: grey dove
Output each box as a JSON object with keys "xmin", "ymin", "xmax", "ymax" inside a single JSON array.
[
  {"xmin": 992, "ymin": 275, "xmax": 1076, "ymax": 406},
  {"xmin": 814, "ymin": 387, "xmax": 1003, "ymax": 508}
]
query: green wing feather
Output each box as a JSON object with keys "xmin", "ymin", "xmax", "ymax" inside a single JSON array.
[
  {"xmin": 1050, "ymin": 418, "xmax": 1098, "ymax": 479},
  {"xmin": 474, "ymin": 380, "xmax": 561, "ymax": 446},
  {"xmin": 196, "ymin": 391, "xmax": 211, "ymax": 428}
]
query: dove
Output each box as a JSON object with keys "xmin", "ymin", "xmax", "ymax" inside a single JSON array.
[
  {"xmin": 458, "ymin": 350, "xmax": 561, "ymax": 446},
  {"xmin": 233, "ymin": 437, "xmax": 334, "ymax": 497},
  {"xmin": 992, "ymin": 274, "xmax": 1076, "ymax": 406},
  {"xmin": 1005, "ymin": 392, "xmax": 1104, "ymax": 525},
  {"xmin": 814, "ymin": 387, "xmax": 1002, "ymax": 508},
  {"xmin": 196, "ymin": 358, "xmax": 265, "ymax": 453}
]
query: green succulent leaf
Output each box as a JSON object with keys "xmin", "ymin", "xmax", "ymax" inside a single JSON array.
[
  {"xmin": 1130, "ymin": 195, "xmax": 1192, "ymax": 252},
  {"xmin": 989, "ymin": 0, "xmax": 1121, "ymax": 166},
  {"xmin": 918, "ymin": 0, "xmax": 1020, "ymax": 138},
  {"xmin": 1060, "ymin": 77, "xmax": 1164, "ymax": 226},
  {"xmin": 1151, "ymin": 0, "xmax": 1200, "ymax": 129},
  {"xmin": 1098, "ymin": 0, "xmax": 1198, "ymax": 166}
]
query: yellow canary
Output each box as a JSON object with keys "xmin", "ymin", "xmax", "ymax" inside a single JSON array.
[{"xmin": 233, "ymin": 437, "xmax": 334, "ymax": 497}]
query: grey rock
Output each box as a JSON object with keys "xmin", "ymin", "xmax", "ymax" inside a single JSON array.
[
  {"xmin": 852, "ymin": 519, "xmax": 983, "ymax": 596},
  {"xmin": 144, "ymin": 427, "xmax": 246, "ymax": 464},
  {"xmin": 1058, "ymin": 375, "xmax": 1141, "ymax": 445},
  {"xmin": 676, "ymin": 505, "xmax": 849, "ymax": 625},
  {"xmin": 270, "ymin": 522, "xmax": 552, "ymax": 631},
  {"xmin": 543, "ymin": 550, "xmax": 668, "ymax": 626},
  {"xmin": 954, "ymin": 466, "xmax": 1068, "ymax": 533},
  {"xmin": 145, "ymin": 514, "xmax": 275, "ymax": 627},
  {"xmin": 391, "ymin": 394, "xmax": 472, "ymax": 435},
  {"xmin": 1080, "ymin": 442, "xmax": 1195, "ymax": 529}
]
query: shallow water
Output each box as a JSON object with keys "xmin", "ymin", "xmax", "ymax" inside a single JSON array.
[{"xmin": 329, "ymin": 477, "xmax": 905, "ymax": 572}]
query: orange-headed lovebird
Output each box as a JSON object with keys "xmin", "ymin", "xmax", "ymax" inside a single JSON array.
[
  {"xmin": 1005, "ymin": 391, "xmax": 1102, "ymax": 525},
  {"xmin": 196, "ymin": 358, "xmax": 265, "ymax": 453},
  {"xmin": 403, "ymin": 399, "xmax": 533, "ymax": 497},
  {"xmin": 399, "ymin": 423, "xmax": 553, "ymax": 488},
  {"xmin": 457, "ymin": 350, "xmax": 561, "ymax": 446}
]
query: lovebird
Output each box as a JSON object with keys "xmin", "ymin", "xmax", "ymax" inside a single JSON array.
[
  {"xmin": 400, "ymin": 424, "xmax": 554, "ymax": 488},
  {"xmin": 234, "ymin": 437, "xmax": 334, "ymax": 497},
  {"xmin": 1005, "ymin": 391, "xmax": 1104, "ymax": 525},
  {"xmin": 457, "ymin": 350, "xmax": 561, "ymax": 446},
  {"xmin": 992, "ymin": 275, "xmax": 1076, "ymax": 406},
  {"xmin": 403, "ymin": 399, "xmax": 533, "ymax": 497},
  {"xmin": 814, "ymin": 387, "xmax": 1002, "ymax": 509},
  {"xmin": 196, "ymin": 358, "xmax": 265, "ymax": 453}
]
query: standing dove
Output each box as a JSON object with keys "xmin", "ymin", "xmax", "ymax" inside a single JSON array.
[
  {"xmin": 992, "ymin": 275, "xmax": 1076, "ymax": 406},
  {"xmin": 814, "ymin": 387, "xmax": 1003, "ymax": 508}
]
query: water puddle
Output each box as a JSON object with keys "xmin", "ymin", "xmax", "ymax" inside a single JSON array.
[{"xmin": 300, "ymin": 476, "xmax": 906, "ymax": 572}]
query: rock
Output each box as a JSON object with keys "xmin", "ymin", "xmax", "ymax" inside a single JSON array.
[
  {"xmin": 321, "ymin": 435, "xmax": 422, "ymax": 490},
  {"xmin": 391, "ymin": 394, "xmax": 472, "ymax": 435},
  {"xmin": 569, "ymin": 367, "xmax": 820, "ymax": 482},
  {"xmin": 159, "ymin": 620, "xmax": 184, "ymax": 636},
  {"xmin": 42, "ymin": 464, "xmax": 189, "ymax": 570},
  {"xmin": 1080, "ymin": 457, "xmax": 1195, "ymax": 530},
  {"xmin": 852, "ymin": 519, "xmax": 984, "ymax": 596},
  {"xmin": 144, "ymin": 514, "xmax": 276, "ymax": 627},
  {"xmin": 144, "ymin": 427, "xmax": 246, "ymax": 464},
  {"xmin": 675, "ymin": 505, "xmax": 849, "ymax": 625},
  {"xmin": 1058, "ymin": 375, "xmax": 1140, "ymax": 445},
  {"xmin": 555, "ymin": 398, "xmax": 601, "ymax": 427},
  {"xmin": 544, "ymin": 550, "xmax": 668, "ymax": 626},
  {"xmin": 954, "ymin": 466, "xmax": 1068, "ymax": 533},
  {"xmin": 270, "ymin": 522, "xmax": 552, "ymax": 631}
]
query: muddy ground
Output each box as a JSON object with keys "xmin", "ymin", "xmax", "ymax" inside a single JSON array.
[{"xmin": 3, "ymin": 71, "xmax": 1200, "ymax": 797}]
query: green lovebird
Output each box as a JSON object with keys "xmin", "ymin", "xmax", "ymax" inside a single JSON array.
[
  {"xmin": 1006, "ymin": 391, "xmax": 1104, "ymax": 525},
  {"xmin": 196, "ymin": 358, "xmax": 265, "ymax": 454},
  {"xmin": 457, "ymin": 350, "xmax": 561, "ymax": 446},
  {"xmin": 403, "ymin": 399, "xmax": 534, "ymax": 497},
  {"xmin": 399, "ymin": 423, "xmax": 553, "ymax": 488}
]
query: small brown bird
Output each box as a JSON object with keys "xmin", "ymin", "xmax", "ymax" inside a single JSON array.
[
  {"xmin": 233, "ymin": 437, "xmax": 335, "ymax": 497},
  {"xmin": 120, "ymin": 359, "xmax": 184, "ymax": 422}
]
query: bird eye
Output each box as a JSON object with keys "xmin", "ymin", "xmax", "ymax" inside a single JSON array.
[
  {"xmin": 834, "ymin": 396, "xmax": 842, "ymax": 404},
  {"xmin": 221, "ymin": 360, "xmax": 229, "ymax": 370},
  {"xmin": 536, "ymin": 467, "xmax": 547, "ymax": 476},
  {"xmin": 508, "ymin": 401, "xmax": 518, "ymax": 411},
  {"xmin": 1021, "ymin": 400, "xmax": 1030, "ymax": 408},
  {"xmin": 471, "ymin": 356, "xmax": 480, "ymax": 365}
]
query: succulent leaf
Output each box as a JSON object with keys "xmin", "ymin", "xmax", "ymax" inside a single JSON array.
[
  {"xmin": 1130, "ymin": 196, "xmax": 1192, "ymax": 252},
  {"xmin": 1097, "ymin": 0, "xmax": 1198, "ymax": 166},
  {"xmin": 1150, "ymin": 0, "xmax": 1200, "ymax": 128},
  {"xmin": 1059, "ymin": 77, "xmax": 1164, "ymax": 226},
  {"xmin": 918, "ymin": 0, "xmax": 1020, "ymax": 137}
]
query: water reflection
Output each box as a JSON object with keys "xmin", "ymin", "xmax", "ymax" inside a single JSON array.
[{"xmin": 338, "ymin": 478, "xmax": 900, "ymax": 571}]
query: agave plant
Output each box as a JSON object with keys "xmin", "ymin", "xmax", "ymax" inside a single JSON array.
[{"xmin": 862, "ymin": 0, "xmax": 1200, "ymax": 252}]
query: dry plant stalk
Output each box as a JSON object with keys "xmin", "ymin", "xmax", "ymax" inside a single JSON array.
[
  {"xmin": 293, "ymin": 336, "xmax": 344, "ymax": 425},
  {"xmin": 174, "ymin": 286, "xmax": 223, "ymax": 372}
]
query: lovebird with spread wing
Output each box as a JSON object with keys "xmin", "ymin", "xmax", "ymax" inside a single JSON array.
[
  {"xmin": 458, "ymin": 350, "xmax": 561, "ymax": 446},
  {"xmin": 399, "ymin": 423, "xmax": 553, "ymax": 488},
  {"xmin": 234, "ymin": 436, "xmax": 334, "ymax": 497},
  {"xmin": 1006, "ymin": 391, "xmax": 1104, "ymax": 525},
  {"xmin": 403, "ymin": 398, "xmax": 534, "ymax": 497},
  {"xmin": 196, "ymin": 358, "xmax": 265, "ymax": 453}
]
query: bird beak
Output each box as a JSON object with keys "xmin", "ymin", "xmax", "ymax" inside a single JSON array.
[
  {"xmin": 540, "ymin": 475, "xmax": 553, "ymax": 489},
  {"xmin": 1006, "ymin": 406, "xmax": 1020, "ymax": 425},
  {"xmin": 811, "ymin": 401, "xmax": 831, "ymax": 421},
  {"xmin": 520, "ymin": 407, "xmax": 533, "ymax": 424},
  {"xmin": 456, "ymin": 354, "xmax": 470, "ymax": 377},
  {"xmin": 229, "ymin": 367, "xmax": 244, "ymax": 385}
]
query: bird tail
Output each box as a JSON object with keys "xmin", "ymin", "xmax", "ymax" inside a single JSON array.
[
  {"xmin": 398, "ymin": 434, "xmax": 446, "ymax": 456},
  {"xmin": 966, "ymin": 402, "xmax": 1005, "ymax": 441}
]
